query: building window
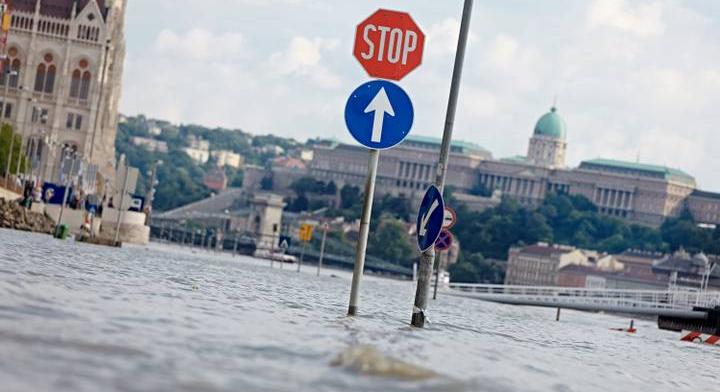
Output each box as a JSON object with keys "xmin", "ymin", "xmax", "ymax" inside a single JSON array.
[
  {"xmin": 75, "ymin": 114, "xmax": 83, "ymax": 130},
  {"xmin": 45, "ymin": 65, "xmax": 56, "ymax": 94},
  {"xmin": 80, "ymin": 71, "xmax": 91, "ymax": 99},
  {"xmin": 0, "ymin": 102, "xmax": 11, "ymax": 119},
  {"xmin": 32, "ymin": 107, "xmax": 49, "ymax": 124},
  {"xmin": 1, "ymin": 48, "xmax": 21, "ymax": 88},
  {"xmin": 9, "ymin": 59, "xmax": 20, "ymax": 88},
  {"xmin": 34, "ymin": 63, "xmax": 46, "ymax": 92},
  {"xmin": 70, "ymin": 70, "xmax": 81, "ymax": 98},
  {"xmin": 34, "ymin": 54, "xmax": 57, "ymax": 94}
]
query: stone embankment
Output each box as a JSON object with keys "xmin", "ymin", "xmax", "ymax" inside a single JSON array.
[{"xmin": 0, "ymin": 199, "xmax": 56, "ymax": 234}]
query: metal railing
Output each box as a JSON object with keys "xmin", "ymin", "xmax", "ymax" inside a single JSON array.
[{"xmin": 446, "ymin": 283, "xmax": 720, "ymax": 314}]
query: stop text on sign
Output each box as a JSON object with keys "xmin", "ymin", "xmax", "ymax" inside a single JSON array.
[
  {"xmin": 360, "ymin": 25, "xmax": 418, "ymax": 65},
  {"xmin": 353, "ymin": 9, "xmax": 425, "ymax": 81}
]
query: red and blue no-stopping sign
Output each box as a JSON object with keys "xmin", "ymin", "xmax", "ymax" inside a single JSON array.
[{"xmin": 435, "ymin": 230, "xmax": 453, "ymax": 251}]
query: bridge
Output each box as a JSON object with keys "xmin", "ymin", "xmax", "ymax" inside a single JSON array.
[{"xmin": 442, "ymin": 283, "xmax": 720, "ymax": 318}]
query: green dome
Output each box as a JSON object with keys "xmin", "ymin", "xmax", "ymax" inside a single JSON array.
[{"xmin": 533, "ymin": 107, "xmax": 566, "ymax": 139}]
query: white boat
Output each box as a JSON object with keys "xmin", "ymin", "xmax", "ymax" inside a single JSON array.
[{"xmin": 253, "ymin": 249, "xmax": 297, "ymax": 264}]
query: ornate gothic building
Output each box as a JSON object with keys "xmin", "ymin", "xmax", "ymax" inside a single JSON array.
[{"xmin": 2, "ymin": 0, "xmax": 126, "ymax": 190}]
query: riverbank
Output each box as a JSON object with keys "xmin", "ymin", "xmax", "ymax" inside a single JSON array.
[{"xmin": 0, "ymin": 199, "xmax": 55, "ymax": 234}]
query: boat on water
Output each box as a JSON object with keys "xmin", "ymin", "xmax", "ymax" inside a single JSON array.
[{"xmin": 253, "ymin": 249, "xmax": 297, "ymax": 264}]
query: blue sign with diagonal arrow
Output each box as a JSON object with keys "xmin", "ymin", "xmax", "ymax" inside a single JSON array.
[
  {"xmin": 416, "ymin": 185, "xmax": 445, "ymax": 252},
  {"xmin": 344, "ymin": 80, "xmax": 414, "ymax": 150}
]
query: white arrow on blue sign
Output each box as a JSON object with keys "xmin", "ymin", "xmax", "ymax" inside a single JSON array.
[
  {"xmin": 344, "ymin": 80, "xmax": 414, "ymax": 150},
  {"xmin": 417, "ymin": 185, "xmax": 445, "ymax": 252}
]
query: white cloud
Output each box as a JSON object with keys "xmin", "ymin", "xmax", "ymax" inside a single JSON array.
[
  {"xmin": 268, "ymin": 36, "xmax": 341, "ymax": 89},
  {"xmin": 486, "ymin": 34, "xmax": 518, "ymax": 68},
  {"xmin": 427, "ymin": 18, "xmax": 464, "ymax": 56},
  {"xmin": 121, "ymin": 0, "xmax": 720, "ymax": 190},
  {"xmin": 155, "ymin": 28, "xmax": 244, "ymax": 60},
  {"xmin": 474, "ymin": 33, "xmax": 544, "ymax": 94},
  {"xmin": 704, "ymin": 70, "xmax": 720, "ymax": 86},
  {"xmin": 460, "ymin": 88, "xmax": 497, "ymax": 119},
  {"xmin": 587, "ymin": 0, "xmax": 665, "ymax": 37}
]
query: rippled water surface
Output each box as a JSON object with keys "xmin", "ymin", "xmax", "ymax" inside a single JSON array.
[{"xmin": 1, "ymin": 229, "xmax": 718, "ymax": 391}]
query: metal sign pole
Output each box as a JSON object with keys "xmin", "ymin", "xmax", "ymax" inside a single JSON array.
[
  {"xmin": 55, "ymin": 152, "xmax": 76, "ymax": 234},
  {"xmin": 298, "ymin": 240, "xmax": 307, "ymax": 273},
  {"xmin": 411, "ymin": 0, "xmax": 473, "ymax": 328},
  {"xmin": 348, "ymin": 149, "xmax": 379, "ymax": 316},
  {"xmin": 317, "ymin": 223, "xmax": 328, "ymax": 277},
  {"xmin": 432, "ymin": 252, "xmax": 442, "ymax": 299},
  {"xmin": 113, "ymin": 165, "xmax": 130, "ymax": 246}
]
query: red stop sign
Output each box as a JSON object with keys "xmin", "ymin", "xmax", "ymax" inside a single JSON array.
[{"xmin": 353, "ymin": 9, "xmax": 425, "ymax": 81}]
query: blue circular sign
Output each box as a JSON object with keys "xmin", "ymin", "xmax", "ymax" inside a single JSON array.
[{"xmin": 344, "ymin": 80, "xmax": 414, "ymax": 150}]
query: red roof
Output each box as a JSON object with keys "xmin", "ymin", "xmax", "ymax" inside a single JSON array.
[
  {"xmin": 9, "ymin": 0, "xmax": 109, "ymax": 20},
  {"xmin": 273, "ymin": 157, "xmax": 306, "ymax": 170}
]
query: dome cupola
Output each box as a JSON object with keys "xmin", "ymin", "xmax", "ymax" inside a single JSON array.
[{"xmin": 533, "ymin": 107, "xmax": 567, "ymax": 140}]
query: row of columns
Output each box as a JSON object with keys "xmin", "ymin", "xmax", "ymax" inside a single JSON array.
[
  {"xmin": 398, "ymin": 161, "xmax": 435, "ymax": 182},
  {"xmin": 480, "ymin": 173, "xmax": 541, "ymax": 199},
  {"xmin": 594, "ymin": 188, "xmax": 634, "ymax": 210}
]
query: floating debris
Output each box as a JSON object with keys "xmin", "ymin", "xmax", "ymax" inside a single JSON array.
[{"xmin": 331, "ymin": 346, "xmax": 438, "ymax": 380}]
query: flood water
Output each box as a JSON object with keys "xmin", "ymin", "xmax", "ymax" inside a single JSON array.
[{"xmin": 1, "ymin": 228, "xmax": 718, "ymax": 392}]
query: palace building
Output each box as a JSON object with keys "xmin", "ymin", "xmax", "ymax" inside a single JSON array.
[
  {"xmin": 245, "ymin": 105, "xmax": 720, "ymax": 228},
  {"xmin": 2, "ymin": 0, "xmax": 126, "ymax": 190},
  {"xmin": 474, "ymin": 106, "xmax": 720, "ymax": 226}
]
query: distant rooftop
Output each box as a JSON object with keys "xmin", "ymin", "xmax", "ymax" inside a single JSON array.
[
  {"xmin": 12, "ymin": 0, "xmax": 109, "ymax": 20},
  {"xmin": 692, "ymin": 190, "xmax": 720, "ymax": 200},
  {"xmin": 402, "ymin": 135, "xmax": 491, "ymax": 157},
  {"xmin": 579, "ymin": 158, "xmax": 695, "ymax": 185},
  {"xmin": 500, "ymin": 155, "xmax": 529, "ymax": 164},
  {"xmin": 272, "ymin": 156, "xmax": 306, "ymax": 170},
  {"xmin": 516, "ymin": 243, "xmax": 576, "ymax": 257}
]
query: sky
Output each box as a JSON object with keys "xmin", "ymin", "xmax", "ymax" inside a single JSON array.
[{"xmin": 120, "ymin": 0, "xmax": 720, "ymax": 191}]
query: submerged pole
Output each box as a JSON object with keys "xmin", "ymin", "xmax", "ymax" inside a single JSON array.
[
  {"xmin": 411, "ymin": 0, "xmax": 473, "ymax": 328},
  {"xmin": 348, "ymin": 149, "xmax": 380, "ymax": 316}
]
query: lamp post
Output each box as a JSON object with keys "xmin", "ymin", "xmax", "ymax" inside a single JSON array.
[
  {"xmin": 701, "ymin": 259, "xmax": 717, "ymax": 293},
  {"xmin": 145, "ymin": 160, "xmax": 162, "ymax": 225},
  {"xmin": 15, "ymin": 98, "xmax": 41, "ymax": 182},
  {"xmin": 55, "ymin": 147, "xmax": 77, "ymax": 236},
  {"xmin": 2, "ymin": 68, "xmax": 17, "ymax": 188}
]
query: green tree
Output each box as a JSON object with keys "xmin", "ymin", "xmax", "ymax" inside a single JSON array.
[
  {"xmin": 291, "ymin": 177, "xmax": 326, "ymax": 195},
  {"xmin": 449, "ymin": 253, "xmax": 505, "ymax": 284},
  {"xmin": 368, "ymin": 218, "xmax": 415, "ymax": 267},
  {"xmin": 340, "ymin": 185, "xmax": 361, "ymax": 209},
  {"xmin": 325, "ymin": 180, "xmax": 337, "ymax": 195},
  {"xmin": 373, "ymin": 194, "xmax": 412, "ymax": 222},
  {"xmin": 469, "ymin": 179, "xmax": 492, "ymax": 197},
  {"xmin": 0, "ymin": 124, "xmax": 27, "ymax": 176},
  {"xmin": 287, "ymin": 194, "xmax": 309, "ymax": 212}
]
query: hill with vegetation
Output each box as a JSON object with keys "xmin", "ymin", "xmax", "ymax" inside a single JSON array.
[
  {"xmin": 116, "ymin": 115, "xmax": 302, "ymax": 211},
  {"xmin": 447, "ymin": 193, "xmax": 720, "ymax": 283},
  {"xmin": 116, "ymin": 115, "xmax": 719, "ymax": 283}
]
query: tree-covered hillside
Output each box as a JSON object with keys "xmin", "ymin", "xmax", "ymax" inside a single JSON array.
[
  {"xmin": 116, "ymin": 115, "xmax": 302, "ymax": 211},
  {"xmin": 116, "ymin": 115, "xmax": 719, "ymax": 284},
  {"xmin": 448, "ymin": 193, "xmax": 720, "ymax": 283}
]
